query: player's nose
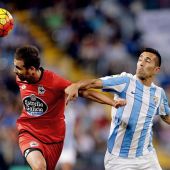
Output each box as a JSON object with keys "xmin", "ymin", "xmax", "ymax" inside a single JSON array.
[
  {"xmin": 13, "ymin": 67, "xmax": 17, "ymax": 73},
  {"xmin": 139, "ymin": 60, "xmax": 144, "ymax": 67}
]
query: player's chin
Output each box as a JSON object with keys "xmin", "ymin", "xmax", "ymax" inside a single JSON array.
[
  {"xmin": 18, "ymin": 75, "xmax": 26, "ymax": 81},
  {"xmin": 136, "ymin": 72, "xmax": 145, "ymax": 79}
]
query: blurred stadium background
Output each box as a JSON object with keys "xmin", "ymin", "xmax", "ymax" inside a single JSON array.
[{"xmin": 0, "ymin": 0, "xmax": 170, "ymax": 170}]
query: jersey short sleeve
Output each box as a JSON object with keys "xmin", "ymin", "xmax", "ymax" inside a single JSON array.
[
  {"xmin": 53, "ymin": 73, "xmax": 71, "ymax": 91},
  {"xmin": 100, "ymin": 72, "xmax": 131, "ymax": 94},
  {"xmin": 156, "ymin": 88, "xmax": 170, "ymax": 116}
]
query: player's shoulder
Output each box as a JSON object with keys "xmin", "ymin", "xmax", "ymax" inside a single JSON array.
[
  {"xmin": 44, "ymin": 69, "xmax": 71, "ymax": 85},
  {"xmin": 100, "ymin": 72, "xmax": 134, "ymax": 85},
  {"xmin": 120, "ymin": 72, "xmax": 134, "ymax": 78},
  {"xmin": 43, "ymin": 69, "xmax": 54, "ymax": 81},
  {"xmin": 44, "ymin": 69, "xmax": 60, "ymax": 79},
  {"xmin": 151, "ymin": 82, "xmax": 162, "ymax": 90},
  {"xmin": 112, "ymin": 72, "xmax": 134, "ymax": 80},
  {"xmin": 100, "ymin": 72, "xmax": 133, "ymax": 80},
  {"xmin": 151, "ymin": 83, "xmax": 165, "ymax": 94}
]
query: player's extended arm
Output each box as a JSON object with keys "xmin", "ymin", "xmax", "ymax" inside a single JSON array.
[
  {"xmin": 79, "ymin": 89, "xmax": 126, "ymax": 108},
  {"xmin": 65, "ymin": 79, "xmax": 102, "ymax": 103},
  {"xmin": 160, "ymin": 115, "xmax": 170, "ymax": 125}
]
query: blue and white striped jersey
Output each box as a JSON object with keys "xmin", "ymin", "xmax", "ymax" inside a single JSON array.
[{"xmin": 100, "ymin": 72, "xmax": 170, "ymax": 158}]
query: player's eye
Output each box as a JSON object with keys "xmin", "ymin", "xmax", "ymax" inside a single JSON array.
[
  {"xmin": 15, "ymin": 66, "xmax": 22, "ymax": 70},
  {"xmin": 145, "ymin": 59, "xmax": 151, "ymax": 63},
  {"xmin": 138, "ymin": 58, "xmax": 142, "ymax": 62}
]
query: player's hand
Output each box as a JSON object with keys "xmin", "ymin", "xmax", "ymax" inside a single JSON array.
[
  {"xmin": 65, "ymin": 83, "xmax": 79, "ymax": 105},
  {"xmin": 113, "ymin": 98, "xmax": 126, "ymax": 108}
]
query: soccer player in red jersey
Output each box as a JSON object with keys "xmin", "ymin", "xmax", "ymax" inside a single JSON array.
[{"xmin": 13, "ymin": 45, "xmax": 126, "ymax": 170}]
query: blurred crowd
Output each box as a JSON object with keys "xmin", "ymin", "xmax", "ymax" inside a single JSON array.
[{"xmin": 0, "ymin": 0, "xmax": 170, "ymax": 170}]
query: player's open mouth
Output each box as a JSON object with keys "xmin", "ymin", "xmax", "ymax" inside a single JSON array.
[{"xmin": 138, "ymin": 68, "xmax": 143, "ymax": 72}]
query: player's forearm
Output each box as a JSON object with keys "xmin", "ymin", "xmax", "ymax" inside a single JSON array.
[
  {"xmin": 65, "ymin": 79, "xmax": 103, "ymax": 104},
  {"xmin": 79, "ymin": 89, "xmax": 114, "ymax": 106},
  {"xmin": 74, "ymin": 79, "xmax": 103, "ymax": 90}
]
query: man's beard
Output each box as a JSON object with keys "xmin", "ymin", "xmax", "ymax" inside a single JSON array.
[
  {"xmin": 138, "ymin": 73, "xmax": 152, "ymax": 81},
  {"xmin": 138, "ymin": 76, "xmax": 146, "ymax": 81},
  {"xmin": 17, "ymin": 74, "xmax": 34, "ymax": 83},
  {"xmin": 17, "ymin": 74, "xmax": 27, "ymax": 81}
]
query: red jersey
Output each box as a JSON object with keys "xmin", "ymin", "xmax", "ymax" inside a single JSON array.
[{"xmin": 16, "ymin": 68, "xmax": 71, "ymax": 143}]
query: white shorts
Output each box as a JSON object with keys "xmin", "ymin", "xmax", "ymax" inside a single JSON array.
[
  {"xmin": 104, "ymin": 149, "xmax": 162, "ymax": 170},
  {"xmin": 58, "ymin": 149, "xmax": 76, "ymax": 165}
]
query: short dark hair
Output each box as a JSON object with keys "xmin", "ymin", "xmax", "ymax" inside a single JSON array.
[
  {"xmin": 141, "ymin": 48, "xmax": 161, "ymax": 67},
  {"xmin": 14, "ymin": 45, "xmax": 40, "ymax": 69}
]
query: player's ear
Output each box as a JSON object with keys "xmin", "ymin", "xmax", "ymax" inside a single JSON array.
[
  {"xmin": 29, "ymin": 66, "xmax": 36, "ymax": 72},
  {"xmin": 30, "ymin": 66, "xmax": 36, "ymax": 71},
  {"xmin": 155, "ymin": 66, "xmax": 160, "ymax": 74}
]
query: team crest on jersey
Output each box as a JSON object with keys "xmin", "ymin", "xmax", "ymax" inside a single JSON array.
[
  {"xmin": 153, "ymin": 96, "xmax": 159, "ymax": 105},
  {"xmin": 21, "ymin": 85, "xmax": 26, "ymax": 89},
  {"xmin": 38, "ymin": 85, "xmax": 46, "ymax": 95},
  {"xmin": 30, "ymin": 141, "xmax": 39, "ymax": 147},
  {"xmin": 23, "ymin": 94, "xmax": 48, "ymax": 117}
]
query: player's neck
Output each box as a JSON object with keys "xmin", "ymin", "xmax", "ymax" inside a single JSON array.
[
  {"xmin": 28, "ymin": 69, "xmax": 42, "ymax": 84},
  {"xmin": 34, "ymin": 69, "xmax": 42, "ymax": 82},
  {"xmin": 137, "ymin": 76, "xmax": 153, "ymax": 87}
]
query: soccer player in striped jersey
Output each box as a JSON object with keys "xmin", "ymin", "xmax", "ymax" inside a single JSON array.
[{"xmin": 65, "ymin": 48, "xmax": 170, "ymax": 170}]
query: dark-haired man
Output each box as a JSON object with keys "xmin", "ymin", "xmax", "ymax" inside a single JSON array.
[
  {"xmin": 65, "ymin": 48, "xmax": 170, "ymax": 170},
  {"xmin": 13, "ymin": 45, "xmax": 126, "ymax": 170}
]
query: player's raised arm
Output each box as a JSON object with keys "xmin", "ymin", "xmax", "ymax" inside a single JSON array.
[
  {"xmin": 65, "ymin": 79, "xmax": 102, "ymax": 103},
  {"xmin": 79, "ymin": 89, "xmax": 126, "ymax": 108}
]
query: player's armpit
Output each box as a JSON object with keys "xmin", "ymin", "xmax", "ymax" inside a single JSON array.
[
  {"xmin": 79, "ymin": 89, "xmax": 126, "ymax": 108},
  {"xmin": 160, "ymin": 115, "xmax": 170, "ymax": 125}
]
